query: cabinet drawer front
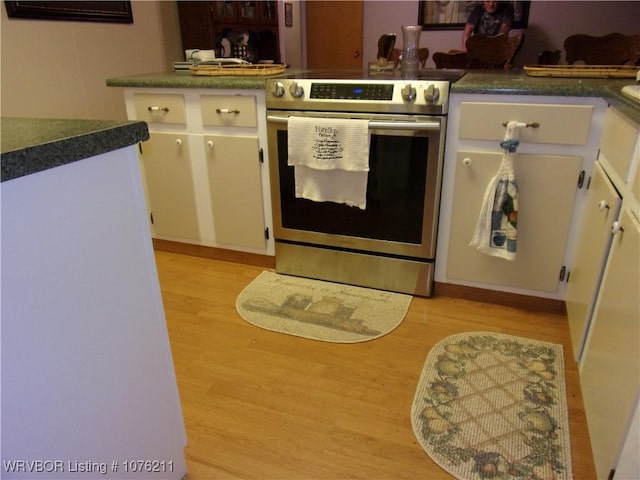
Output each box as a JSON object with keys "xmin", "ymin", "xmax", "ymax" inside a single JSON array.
[
  {"xmin": 133, "ymin": 93, "xmax": 186, "ymax": 125},
  {"xmin": 581, "ymin": 208, "xmax": 640, "ymax": 480},
  {"xmin": 598, "ymin": 106, "xmax": 639, "ymax": 182},
  {"xmin": 204, "ymin": 134, "xmax": 265, "ymax": 250},
  {"xmin": 447, "ymin": 150, "xmax": 583, "ymax": 292},
  {"xmin": 201, "ymin": 95, "xmax": 257, "ymax": 127},
  {"xmin": 139, "ymin": 133, "xmax": 199, "ymax": 241},
  {"xmin": 459, "ymin": 102, "xmax": 593, "ymax": 145},
  {"xmin": 565, "ymin": 161, "xmax": 622, "ymax": 360}
]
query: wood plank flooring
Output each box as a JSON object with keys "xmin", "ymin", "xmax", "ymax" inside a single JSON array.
[{"xmin": 154, "ymin": 251, "xmax": 596, "ymax": 480}]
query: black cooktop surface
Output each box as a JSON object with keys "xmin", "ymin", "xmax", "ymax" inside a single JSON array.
[{"xmin": 283, "ymin": 69, "xmax": 467, "ymax": 83}]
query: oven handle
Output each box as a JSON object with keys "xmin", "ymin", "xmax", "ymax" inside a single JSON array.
[{"xmin": 266, "ymin": 115, "xmax": 441, "ymax": 131}]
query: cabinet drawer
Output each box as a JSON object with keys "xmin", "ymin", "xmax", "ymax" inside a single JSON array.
[
  {"xmin": 133, "ymin": 93, "xmax": 186, "ymax": 125},
  {"xmin": 201, "ymin": 95, "xmax": 257, "ymax": 127},
  {"xmin": 459, "ymin": 102, "xmax": 593, "ymax": 145},
  {"xmin": 598, "ymin": 106, "xmax": 639, "ymax": 182}
]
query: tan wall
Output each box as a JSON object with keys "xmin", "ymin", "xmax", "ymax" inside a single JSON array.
[
  {"xmin": 1, "ymin": 1, "xmax": 182, "ymax": 121},
  {"xmin": 363, "ymin": 0, "xmax": 640, "ymax": 68},
  {"xmin": 2, "ymin": 0, "xmax": 637, "ymax": 121}
]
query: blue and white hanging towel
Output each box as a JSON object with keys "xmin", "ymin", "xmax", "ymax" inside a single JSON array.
[{"xmin": 469, "ymin": 121, "xmax": 520, "ymax": 260}]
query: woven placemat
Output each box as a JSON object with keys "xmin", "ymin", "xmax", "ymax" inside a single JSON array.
[{"xmin": 412, "ymin": 332, "xmax": 572, "ymax": 480}]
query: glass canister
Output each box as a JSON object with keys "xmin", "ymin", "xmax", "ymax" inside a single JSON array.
[{"xmin": 401, "ymin": 25, "xmax": 422, "ymax": 76}]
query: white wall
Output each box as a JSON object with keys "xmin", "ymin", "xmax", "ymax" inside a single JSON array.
[{"xmin": 0, "ymin": 1, "xmax": 182, "ymax": 121}]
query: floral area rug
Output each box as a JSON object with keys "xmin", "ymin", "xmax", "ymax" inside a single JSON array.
[
  {"xmin": 236, "ymin": 271, "xmax": 412, "ymax": 343},
  {"xmin": 411, "ymin": 332, "xmax": 572, "ymax": 480}
]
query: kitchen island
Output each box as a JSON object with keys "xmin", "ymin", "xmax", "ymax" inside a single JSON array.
[{"xmin": 1, "ymin": 118, "xmax": 188, "ymax": 478}]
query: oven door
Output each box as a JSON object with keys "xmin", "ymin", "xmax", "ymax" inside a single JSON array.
[{"xmin": 266, "ymin": 110, "xmax": 445, "ymax": 260}]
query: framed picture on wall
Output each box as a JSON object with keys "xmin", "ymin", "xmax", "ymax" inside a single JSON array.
[
  {"xmin": 285, "ymin": 3, "xmax": 293, "ymax": 27},
  {"xmin": 418, "ymin": 1, "xmax": 530, "ymax": 30},
  {"xmin": 4, "ymin": 1, "xmax": 133, "ymax": 23}
]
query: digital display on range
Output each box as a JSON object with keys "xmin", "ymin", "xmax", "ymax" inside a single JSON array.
[{"xmin": 310, "ymin": 83, "xmax": 394, "ymax": 101}]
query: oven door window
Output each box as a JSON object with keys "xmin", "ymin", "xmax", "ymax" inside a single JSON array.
[{"xmin": 277, "ymin": 129, "xmax": 429, "ymax": 244}]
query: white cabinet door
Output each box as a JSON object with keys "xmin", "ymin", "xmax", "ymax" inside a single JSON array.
[
  {"xmin": 566, "ymin": 162, "xmax": 622, "ymax": 360},
  {"xmin": 581, "ymin": 208, "xmax": 640, "ymax": 480},
  {"xmin": 205, "ymin": 134, "xmax": 266, "ymax": 250},
  {"xmin": 139, "ymin": 132, "xmax": 200, "ymax": 242},
  {"xmin": 446, "ymin": 150, "xmax": 583, "ymax": 292}
]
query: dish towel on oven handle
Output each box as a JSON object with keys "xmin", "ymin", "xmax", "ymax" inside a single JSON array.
[
  {"xmin": 287, "ymin": 116, "xmax": 370, "ymax": 209},
  {"xmin": 469, "ymin": 120, "xmax": 520, "ymax": 260}
]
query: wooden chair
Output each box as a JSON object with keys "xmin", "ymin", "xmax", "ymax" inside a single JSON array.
[
  {"xmin": 564, "ymin": 33, "xmax": 640, "ymax": 65},
  {"xmin": 434, "ymin": 33, "xmax": 524, "ymax": 70},
  {"xmin": 389, "ymin": 47, "xmax": 429, "ymax": 69},
  {"xmin": 465, "ymin": 33, "xmax": 525, "ymax": 70},
  {"xmin": 433, "ymin": 51, "xmax": 468, "ymax": 69}
]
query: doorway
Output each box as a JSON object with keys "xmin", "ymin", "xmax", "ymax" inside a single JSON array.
[{"xmin": 304, "ymin": 0, "xmax": 364, "ymax": 69}]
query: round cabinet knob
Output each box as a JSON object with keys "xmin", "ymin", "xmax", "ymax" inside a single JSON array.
[
  {"xmin": 598, "ymin": 200, "xmax": 610, "ymax": 211},
  {"xmin": 463, "ymin": 157, "xmax": 472, "ymax": 166},
  {"xmin": 272, "ymin": 81, "xmax": 285, "ymax": 98},
  {"xmin": 206, "ymin": 140, "xmax": 214, "ymax": 149},
  {"xmin": 611, "ymin": 221, "xmax": 625, "ymax": 234},
  {"xmin": 289, "ymin": 82, "xmax": 304, "ymax": 98},
  {"xmin": 175, "ymin": 138, "xmax": 183, "ymax": 146},
  {"xmin": 424, "ymin": 84, "xmax": 440, "ymax": 103},
  {"xmin": 401, "ymin": 84, "xmax": 416, "ymax": 102}
]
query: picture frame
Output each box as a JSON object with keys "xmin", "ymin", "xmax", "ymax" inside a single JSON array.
[
  {"xmin": 418, "ymin": 1, "xmax": 530, "ymax": 31},
  {"xmin": 284, "ymin": 2, "xmax": 292, "ymax": 27},
  {"xmin": 4, "ymin": 1, "xmax": 133, "ymax": 24}
]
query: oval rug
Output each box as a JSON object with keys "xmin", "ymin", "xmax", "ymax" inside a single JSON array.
[
  {"xmin": 411, "ymin": 332, "xmax": 572, "ymax": 480},
  {"xmin": 236, "ymin": 271, "xmax": 412, "ymax": 343}
]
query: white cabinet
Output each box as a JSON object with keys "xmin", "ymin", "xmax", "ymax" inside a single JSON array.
[
  {"xmin": 204, "ymin": 134, "xmax": 266, "ymax": 250},
  {"xmin": 139, "ymin": 132, "xmax": 200, "ymax": 242},
  {"xmin": 570, "ymin": 105, "xmax": 640, "ymax": 480},
  {"xmin": 567, "ymin": 106, "xmax": 639, "ymax": 361},
  {"xmin": 436, "ymin": 94, "xmax": 607, "ymax": 299},
  {"xmin": 580, "ymin": 208, "xmax": 640, "ymax": 480},
  {"xmin": 447, "ymin": 150, "xmax": 582, "ymax": 292},
  {"xmin": 124, "ymin": 87, "xmax": 274, "ymax": 256},
  {"xmin": 565, "ymin": 162, "xmax": 622, "ymax": 359}
]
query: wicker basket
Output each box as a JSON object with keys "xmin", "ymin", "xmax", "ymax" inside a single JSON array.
[
  {"xmin": 190, "ymin": 64, "xmax": 286, "ymax": 76},
  {"xmin": 524, "ymin": 65, "xmax": 640, "ymax": 78}
]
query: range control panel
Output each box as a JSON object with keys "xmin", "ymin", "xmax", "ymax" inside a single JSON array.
[
  {"xmin": 310, "ymin": 83, "xmax": 394, "ymax": 101},
  {"xmin": 266, "ymin": 78, "xmax": 450, "ymax": 115}
]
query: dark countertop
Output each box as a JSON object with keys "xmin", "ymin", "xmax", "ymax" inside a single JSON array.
[
  {"xmin": 106, "ymin": 71, "xmax": 272, "ymax": 89},
  {"xmin": 1, "ymin": 117, "xmax": 149, "ymax": 182},
  {"xmin": 106, "ymin": 69, "xmax": 639, "ymax": 123}
]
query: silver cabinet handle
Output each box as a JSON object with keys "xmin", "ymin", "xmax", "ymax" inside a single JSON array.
[
  {"xmin": 148, "ymin": 106, "xmax": 169, "ymax": 112},
  {"xmin": 502, "ymin": 121, "xmax": 539, "ymax": 128},
  {"xmin": 216, "ymin": 108, "xmax": 240, "ymax": 114}
]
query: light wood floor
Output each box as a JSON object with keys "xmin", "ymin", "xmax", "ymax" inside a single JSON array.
[{"xmin": 154, "ymin": 250, "xmax": 596, "ymax": 480}]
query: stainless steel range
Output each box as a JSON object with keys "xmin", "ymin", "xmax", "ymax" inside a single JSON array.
[{"xmin": 265, "ymin": 71, "xmax": 461, "ymax": 297}]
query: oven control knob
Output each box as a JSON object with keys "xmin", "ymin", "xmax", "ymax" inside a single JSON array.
[
  {"xmin": 289, "ymin": 82, "xmax": 305, "ymax": 98},
  {"xmin": 401, "ymin": 83, "xmax": 417, "ymax": 102},
  {"xmin": 424, "ymin": 84, "xmax": 440, "ymax": 103},
  {"xmin": 271, "ymin": 81, "xmax": 285, "ymax": 98}
]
